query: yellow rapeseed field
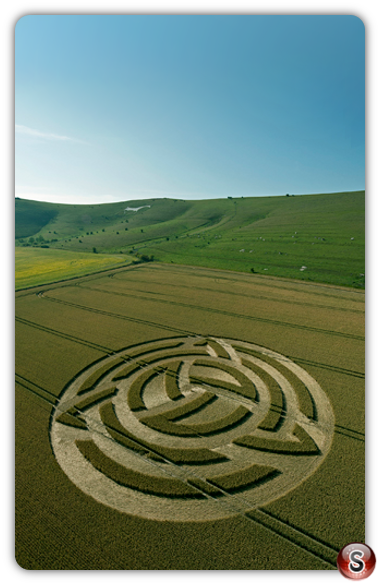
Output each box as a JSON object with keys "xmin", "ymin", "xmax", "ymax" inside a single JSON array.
[{"xmin": 15, "ymin": 247, "xmax": 130, "ymax": 289}]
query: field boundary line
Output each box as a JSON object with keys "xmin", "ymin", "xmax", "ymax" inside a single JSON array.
[
  {"xmin": 16, "ymin": 374, "xmax": 350, "ymax": 567},
  {"xmin": 145, "ymin": 263, "xmax": 366, "ymax": 298},
  {"xmin": 17, "ymin": 311, "xmax": 364, "ymax": 441},
  {"xmin": 17, "ymin": 308, "xmax": 365, "ymax": 381},
  {"xmin": 37, "ymin": 295, "xmax": 195, "ymax": 335},
  {"xmin": 14, "ymin": 261, "xmax": 139, "ymax": 293},
  {"xmin": 16, "ymin": 337, "xmax": 364, "ymax": 443},
  {"xmin": 257, "ymin": 507, "xmax": 341, "ymax": 553},
  {"xmin": 91, "ymin": 278, "xmax": 364, "ymax": 314},
  {"xmin": 15, "ymin": 316, "xmax": 113, "ymax": 353},
  {"xmin": 333, "ymin": 424, "xmax": 365, "ymax": 442},
  {"xmin": 245, "ymin": 509, "xmax": 338, "ymax": 567},
  {"xmin": 16, "ymin": 377, "xmax": 57, "ymax": 408},
  {"xmin": 52, "ymin": 390, "xmax": 339, "ymax": 568},
  {"xmin": 142, "ymin": 246, "xmax": 364, "ymax": 289},
  {"xmin": 285, "ymin": 356, "xmax": 364, "ymax": 379},
  {"xmin": 47, "ymin": 286, "xmax": 364, "ymax": 342},
  {"xmin": 61, "ymin": 396, "xmax": 340, "ymax": 568}
]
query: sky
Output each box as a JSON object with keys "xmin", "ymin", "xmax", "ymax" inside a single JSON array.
[{"xmin": 15, "ymin": 14, "xmax": 365, "ymax": 204}]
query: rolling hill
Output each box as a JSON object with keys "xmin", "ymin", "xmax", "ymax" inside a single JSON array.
[{"xmin": 15, "ymin": 191, "xmax": 365, "ymax": 288}]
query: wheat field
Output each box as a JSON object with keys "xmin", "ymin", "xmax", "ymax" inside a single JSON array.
[{"xmin": 15, "ymin": 262, "xmax": 364, "ymax": 569}]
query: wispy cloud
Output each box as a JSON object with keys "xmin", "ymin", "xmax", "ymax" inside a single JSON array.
[{"xmin": 15, "ymin": 124, "xmax": 87, "ymax": 144}]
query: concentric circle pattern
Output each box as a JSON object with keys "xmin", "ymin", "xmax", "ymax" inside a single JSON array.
[{"xmin": 51, "ymin": 336, "xmax": 335, "ymax": 520}]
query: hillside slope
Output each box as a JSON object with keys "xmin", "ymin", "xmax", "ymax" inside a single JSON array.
[
  {"xmin": 15, "ymin": 191, "xmax": 364, "ymax": 288},
  {"xmin": 15, "ymin": 198, "xmax": 58, "ymax": 238}
]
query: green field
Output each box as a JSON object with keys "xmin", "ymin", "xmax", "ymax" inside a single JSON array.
[
  {"xmin": 15, "ymin": 259, "xmax": 365, "ymax": 570},
  {"xmin": 15, "ymin": 191, "xmax": 365, "ymax": 288}
]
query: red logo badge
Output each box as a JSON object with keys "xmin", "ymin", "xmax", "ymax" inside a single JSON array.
[{"xmin": 337, "ymin": 543, "xmax": 376, "ymax": 579}]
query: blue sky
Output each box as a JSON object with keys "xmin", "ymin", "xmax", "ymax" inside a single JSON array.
[{"xmin": 15, "ymin": 15, "xmax": 365, "ymax": 204}]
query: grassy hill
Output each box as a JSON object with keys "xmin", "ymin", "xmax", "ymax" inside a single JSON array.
[
  {"xmin": 15, "ymin": 198, "xmax": 58, "ymax": 238},
  {"xmin": 15, "ymin": 191, "xmax": 365, "ymax": 288}
]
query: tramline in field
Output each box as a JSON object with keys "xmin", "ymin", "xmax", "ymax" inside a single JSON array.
[
  {"xmin": 16, "ymin": 261, "xmax": 364, "ymax": 570},
  {"xmin": 50, "ymin": 336, "xmax": 335, "ymax": 521}
]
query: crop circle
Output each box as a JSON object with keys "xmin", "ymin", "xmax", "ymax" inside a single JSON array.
[{"xmin": 51, "ymin": 336, "xmax": 335, "ymax": 521}]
